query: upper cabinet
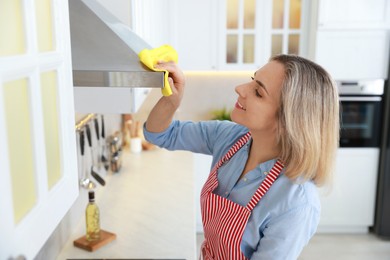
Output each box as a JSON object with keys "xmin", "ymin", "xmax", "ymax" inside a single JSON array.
[
  {"xmin": 174, "ymin": 0, "xmax": 219, "ymax": 70},
  {"xmin": 141, "ymin": 0, "xmax": 312, "ymax": 71},
  {"xmin": 315, "ymin": 30, "xmax": 389, "ymax": 80},
  {"xmin": 314, "ymin": 0, "xmax": 390, "ymax": 80},
  {"xmin": 318, "ymin": 0, "xmax": 390, "ymax": 30},
  {"xmin": 219, "ymin": 0, "xmax": 311, "ymax": 71},
  {"xmin": 0, "ymin": 0, "xmax": 78, "ymax": 259},
  {"xmin": 133, "ymin": 0, "xmax": 390, "ymax": 78}
]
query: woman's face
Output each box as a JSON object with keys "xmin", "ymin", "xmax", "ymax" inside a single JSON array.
[{"xmin": 231, "ymin": 61, "xmax": 285, "ymax": 134}]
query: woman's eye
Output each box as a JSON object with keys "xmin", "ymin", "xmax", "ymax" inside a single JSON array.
[{"xmin": 251, "ymin": 77, "xmax": 262, "ymax": 97}]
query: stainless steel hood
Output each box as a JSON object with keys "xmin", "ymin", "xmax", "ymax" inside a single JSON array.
[{"xmin": 69, "ymin": 0, "xmax": 164, "ymax": 113}]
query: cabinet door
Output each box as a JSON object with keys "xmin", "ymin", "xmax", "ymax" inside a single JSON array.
[
  {"xmin": 134, "ymin": 0, "xmax": 311, "ymax": 71},
  {"xmin": 315, "ymin": 30, "xmax": 389, "ymax": 80},
  {"xmin": 219, "ymin": 0, "xmax": 311, "ymax": 70},
  {"xmin": 132, "ymin": 0, "xmax": 219, "ymax": 71},
  {"xmin": 0, "ymin": 0, "xmax": 78, "ymax": 259},
  {"xmin": 318, "ymin": 0, "xmax": 390, "ymax": 29},
  {"xmin": 131, "ymin": 0, "xmax": 175, "ymax": 49},
  {"xmin": 317, "ymin": 148, "xmax": 379, "ymax": 233},
  {"xmin": 175, "ymin": 0, "xmax": 219, "ymax": 70}
]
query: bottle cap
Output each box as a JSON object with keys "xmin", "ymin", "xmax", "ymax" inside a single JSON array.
[{"xmin": 88, "ymin": 190, "xmax": 95, "ymax": 201}]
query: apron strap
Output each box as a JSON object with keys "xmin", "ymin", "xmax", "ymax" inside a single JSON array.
[
  {"xmin": 216, "ymin": 132, "xmax": 251, "ymax": 169},
  {"xmin": 246, "ymin": 159, "xmax": 284, "ymax": 211},
  {"xmin": 202, "ymin": 132, "xmax": 252, "ymax": 197}
]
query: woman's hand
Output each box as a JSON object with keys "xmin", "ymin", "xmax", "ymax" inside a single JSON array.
[
  {"xmin": 154, "ymin": 61, "xmax": 185, "ymax": 109},
  {"xmin": 145, "ymin": 61, "xmax": 185, "ymax": 133}
]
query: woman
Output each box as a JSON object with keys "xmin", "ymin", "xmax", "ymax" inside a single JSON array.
[{"xmin": 144, "ymin": 54, "xmax": 340, "ymax": 259}]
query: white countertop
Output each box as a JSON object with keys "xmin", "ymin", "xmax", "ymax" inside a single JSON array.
[{"xmin": 57, "ymin": 148, "xmax": 196, "ymax": 260}]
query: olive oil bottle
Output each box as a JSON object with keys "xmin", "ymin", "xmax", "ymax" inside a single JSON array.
[{"xmin": 86, "ymin": 190, "xmax": 101, "ymax": 241}]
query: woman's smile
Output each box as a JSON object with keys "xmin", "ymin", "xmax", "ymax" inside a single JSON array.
[{"xmin": 235, "ymin": 101, "xmax": 246, "ymax": 111}]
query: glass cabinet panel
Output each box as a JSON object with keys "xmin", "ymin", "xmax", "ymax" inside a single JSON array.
[
  {"xmin": 40, "ymin": 70, "xmax": 61, "ymax": 189},
  {"xmin": 271, "ymin": 34, "xmax": 283, "ymax": 56},
  {"xmin": 227, "ymin": 0, "xmax": 239, "ymax": 29},
  {"xmin": 243, "ymin": 34, "xmax": 254, "ymax": 63},
  {"xmin": 226, "ymin": 35, "xmax": 238, "ymax": 63},
  {"xmin": 289, "ymin": 0, "xmax": 301, "ymax": 29},
  {"xmin": 224, "ymin": 0, "xmax": 305, "ymax": 67},
  {"xmin": 271, "ymin": 0, "xmax": 302, "ymax": 56},
  {"xmin": 288, "ymin": 34, "xmax": 299, "ymax": 54},
  {"xmin": 3, "ymin": 78, "xmax": 36, "ymax": 224},
  {"xmin": 225, "ymin": 0, "xmax": 256, "ymax": 66},
  {"xmin": 35, "ymin": 0, "xmax": 55, "ymax": 52},
  {"xmin": 0, "ymin": 0, "xmax": 26, "ymax": 56},
  {"xmin": 244, "ymin": 0, "xmax": 256, "ymax": 29},
  {"xmin": 272, "ymin": 0, "xmax": 284, "ymax": 29}
]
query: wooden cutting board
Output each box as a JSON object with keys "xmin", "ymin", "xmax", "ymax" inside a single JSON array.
[{"xmin": 73, "ymin": 230, "xmax": 116, "ymax": 252}]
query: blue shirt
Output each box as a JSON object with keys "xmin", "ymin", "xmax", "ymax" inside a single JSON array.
[{"xmin": 144, "ymin": 120, "xmax": 321, "ymax": 260}]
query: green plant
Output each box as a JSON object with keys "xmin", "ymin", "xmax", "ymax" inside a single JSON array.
[{"xmin": 211, "ymin": 107, "xmax": 232, "ymax": 121}]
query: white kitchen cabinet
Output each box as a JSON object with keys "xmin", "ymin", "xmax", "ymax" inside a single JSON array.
[
  {"xmin": 315, "ymin": 30, "xmax": 389, "ymax": 80},
  {"xmin": 135, "ymin": 0, "xmax": 312, "ymax": 71},
  {"xmin": 318, "ymin": 0, "xmax": 390, "ymax": 30},
  {"xmin": 131, "ymin": 0, "xmax": 218, "ymax": 71},
  {"xmin": 317, "ymin": 148, "xmax": 380, "ymax": 233},
  {"xmin": 218, "ymin": 0, "xmax": 312, "ymax": 70},
  {"xmin": 131, "ymin": 0, "xmax": 175, "ymax": 50},
  {"xmin": 174, "ymin": 0, "xmax": 219, "ymax": 70},
  {"xmin": 73, "ymin": 87, "xmax": 152, "ymax": 114},
  {"xmin": 0, "ymin": 0, "xmax": 78, "ymax": 259}
]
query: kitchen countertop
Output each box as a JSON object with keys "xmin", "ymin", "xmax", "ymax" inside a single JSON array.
[{"xmin": 57, "ymin": 148, "xmax": 196, "ymax": 260}]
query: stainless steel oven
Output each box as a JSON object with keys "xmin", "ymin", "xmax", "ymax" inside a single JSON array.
[
  {"xmin": 318, "ymin": 80, "xmax": 385, "ymax": 233},
  {"xmin": 338, "ymin": 80, "xmax": 384, "ymax": 148}
]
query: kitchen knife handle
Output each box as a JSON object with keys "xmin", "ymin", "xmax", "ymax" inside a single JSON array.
[
  {"xmin": 91, "ymin": 170, "xmax": 106, "ymax": 186},
  {"xmin": 80, "ymin": 130, "xmax": 85, "ymax": 156},
  {"xmin": 94, "ymin": 118, "xmax": 100, "ymax": 140},
  {"xmin": 101, "ymin": 115, "xmax": 105, "ymax": 139},
  {"xmin": 86, "ymin": 124, "xmax": 92, "ymax": 147}
]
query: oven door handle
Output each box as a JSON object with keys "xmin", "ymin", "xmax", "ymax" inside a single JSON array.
[{"xmin": 339, "ymin": 96, "xmax": 382, "ymax": 102}]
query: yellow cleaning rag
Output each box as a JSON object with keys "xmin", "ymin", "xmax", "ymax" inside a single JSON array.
[{"xmin": 138, "ymin": 45, "xmax": 178, "ymax": 96}]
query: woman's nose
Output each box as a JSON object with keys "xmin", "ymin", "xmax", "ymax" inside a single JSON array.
[{"xmin": 235, "ymin": 83, "xmax": 248, "ymax": 97}]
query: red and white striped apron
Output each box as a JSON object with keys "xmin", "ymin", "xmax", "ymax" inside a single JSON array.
[{"xmin": 200, "ymin": 132, "xmax": 284, "ymax": 260}]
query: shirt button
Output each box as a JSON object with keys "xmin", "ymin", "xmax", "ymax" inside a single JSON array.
[
  {"xmin": 225, "ymin": 192, "xmax": 228, "ymax": 195},
  {"xmin": 243, "ymin": 178, "xmax": 247, "ymax": 182},
  {"xmin": 264, "ymin": 171, "xmax": 268, "ymax": 175}
]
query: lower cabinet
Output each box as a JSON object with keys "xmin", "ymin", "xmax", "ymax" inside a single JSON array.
[
  {"xmin": 318, "ymin": 148, "xmax": 379, "ymax": 233},
  {"xmin": 194, "ymin": 153, "xmax": 212, "ymax": 233}
]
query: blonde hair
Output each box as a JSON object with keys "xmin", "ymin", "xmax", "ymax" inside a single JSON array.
[{"xmin": 271, "ymin": 54, "xmax": 340, "ymax": 186}]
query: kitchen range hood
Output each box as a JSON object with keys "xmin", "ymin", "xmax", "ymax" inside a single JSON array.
[{"xmin": 69, "ymin": 0, "xmax": 164, "ymax": 113}]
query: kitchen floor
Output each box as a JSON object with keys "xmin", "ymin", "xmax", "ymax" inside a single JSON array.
[{"xmin": 196, "ymin": 232, "xmax": 390, "ymax": 259}]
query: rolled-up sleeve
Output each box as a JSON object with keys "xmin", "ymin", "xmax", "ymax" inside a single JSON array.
[{"xmin": 144, "ymin": 120, "xmax": 232, "ymax": 155}]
